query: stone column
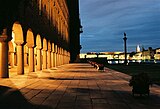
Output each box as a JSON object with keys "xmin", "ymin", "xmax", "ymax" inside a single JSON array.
[
  {"xmin": 42, "ymin": 38, "xmax": 47, "ymax": 69},
  {"xmin": 58, "ymin": 47, "xmax": 61, "ymax": 66},
  {"xmin": 36, "ymin": 48, "xmax": 42, "ymax": 71},
  {"xmin": 24, "ymin": 45, "xmax": 28, "ymax": 66},
  {"xmin": 43, "ymin": 49, "xmax": 47, "ymax": 69},
  {"xmin": 60, "ymin": 48, "xmax": 62, "ymax": 65},
  {"xmin": 54, "ymin": 53, "xmax": 57, "ymax": 67},
  {"xmin": 10, "ymin": 51, "xmax": 15, "ymax": 67},
  {"xmin": 16, "ymin": 43, "xmax": 24, "ymax": 75},
  {"xmin": 24, "ymin": 53, "xmax": 28, "ymax": 66},
  {"xmin": 26, "ymin": 29, "xmax": 35, "ymax": 72},
  {"xmin": 59, "ymin": 51, "xmax": 61, "ymax": 65},
  {"xmin": 55, "ymin": 45, "xmax": 57, "ymax": 67},
  {"xmin": 36, "ymin": 34, "xmax": 42, "ymax": 71},
  {"xmin": 0, "ymin": 34, "xmax": 9, "ymax": 78},
  {"xmin": 34, "ymin": 48, "xmax": 37, "ymax": 66},
  {"xmin": 67, "ymin": 52, "xmax": 70, "ymax": 64},
  {"xmin": 58, "ymin": 48, "xmax": 61, "ymax": 66},
  {"xmin": 61, "ymin": 49, "xmax": 63, "ymax": 65},
  {"xmin": 65, "ymin": 51, "xmax": 67, "ymax": 64},
  {"xmin": 47, "ymin": 42, "xmax": 51, "ymax": 69},
  {"xmin": 56, "ymin": 47, "xmax": 59, "ymax": 66},
  {"xmin": 51, "ymin": 43, "xmax": 55, "ymax": 68},
  {"xmin": 51, "ymin": 51, "xmax": 54, "ymax": 68},
  {"xmin": 63, "ymin": 51, "xmax": 65, "ymax": 64},
  {"xmin": 64, "ymin": 50, "xmax": 66, "ymax": 64},
  {"xmin": 28, "ymin": 46, "xmax": 34, "ymax": 72},
  {"xmin": 47, "ymin": 50, "xmax": 51, "ymax": 68}
]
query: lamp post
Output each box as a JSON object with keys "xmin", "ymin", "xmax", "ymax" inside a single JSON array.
[{"xmin": 123, "ymin": 32, "xmax": 127, "ymax": 65}]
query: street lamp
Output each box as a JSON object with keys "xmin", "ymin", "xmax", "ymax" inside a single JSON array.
[{"xmin": 123, "ymin": 32, "xmax": 127, "ymax": 65}]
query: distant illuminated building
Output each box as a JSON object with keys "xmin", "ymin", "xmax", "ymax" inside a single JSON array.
[
  {"xmin": 80, "ymin": 47, "xmax": 160, "ymax": 64},
  {"xmin": 154, "ymin": 48, "xmax": 160, "ymax": 60},
  {"xmin": 136, "ymin": 44, "xmax": 141, "ymax": 52}
]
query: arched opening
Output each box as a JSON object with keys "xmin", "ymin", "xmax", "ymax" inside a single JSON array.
[
  {"xmin": 11, "ymin": 32, "xmax": 17, "ymax": 66},
  {"xmin": 12, "ymin": 22, "xmax": 24, "ymax": 75},
  {"xmin": 26, "ymin": 29, "xmax": 34, "ymax": 48},
  {"xmin": 36, "ymin": 34, "xmax": 42, "ymax": 49},
  {"xmin": 12, "ymin": 22, "xmax": 24, "ymax": 44},
  {"xmin": 26, "ymin": 29, "xmax": 35, "ymax": 72}
]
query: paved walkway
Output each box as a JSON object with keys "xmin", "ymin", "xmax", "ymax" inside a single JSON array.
[{"xmin": 0, "ymin": 63, "xmax": 160, "ymax": 109}]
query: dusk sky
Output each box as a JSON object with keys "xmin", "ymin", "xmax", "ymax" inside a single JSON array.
[{"xmin": 79, "ymin": 0, "xmax": 160, "ymax": 53}]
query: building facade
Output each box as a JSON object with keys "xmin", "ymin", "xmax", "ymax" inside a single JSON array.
[
  {"xmin": 0, "ymin": 0, "xmax": 81, "ymax": 78},
  {"xmin": 66, "ymin": 0, "xmax": 83, "ymax": 62},
  {"xmin": 80, "ymin": 47, "xmax": 160, "ymax": 64},
  {"xmin": 155, "ymin": 48, "xmax": 160, "ymax": 60}
]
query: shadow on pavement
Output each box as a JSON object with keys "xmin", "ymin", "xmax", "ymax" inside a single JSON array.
[
  {"xmin": 48, "ymin": 77, "xmax": 91, "ymax": 80},
  {"xmin": 0, "ymin": 85, "xmax": 52, "ymax": 109},
  {"xmin": 70, "ymin": 87, "xmax": 160, "ymax": 105}
]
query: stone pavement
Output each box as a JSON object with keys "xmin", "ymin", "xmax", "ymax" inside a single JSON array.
[{"xmin": 0, "ymin": 63, "xmax": 160, "ymax": 109}]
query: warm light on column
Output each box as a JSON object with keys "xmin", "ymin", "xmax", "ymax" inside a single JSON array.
[
  {"xmin": 36, "ymin": 34, "xmax": 42, "ymax": 71},
  {"xmin": 43, "ymin": 38, "xmax": 47, "ymax": 69},
  {"xmin": 0, "ymin": 30, "xmax": 9, "ymax": 78}
]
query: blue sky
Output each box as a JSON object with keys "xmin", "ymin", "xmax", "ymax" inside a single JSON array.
[{"xmin": 79, "ymin": 0, "xmax": 160, "ymax": 53}]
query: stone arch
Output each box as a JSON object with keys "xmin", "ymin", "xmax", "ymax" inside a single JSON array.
[
  {"xmin": 26, "ymin": 29, "xmax": 35, "ymax": 72},
  {"xmin": 52, "ymin": 43, "xmax": 55, "ymax": 52},
  {"xmin": 26, "ymin": 29, "xmax": 34, "ymax": 47},
  {"xmin": 12, "ymin": 22, "xmax": 24, "ymax": 75},
  {"xmin": 36, "ymin": 34, "xmax": 42, "ymax": 49},
  {"xmin": 12, "ymin": 22, "xmax": 24, "ymax": 44},
  {"xmin": 43, "ymin": 38, "xmax": 47, "ymax": 50}
]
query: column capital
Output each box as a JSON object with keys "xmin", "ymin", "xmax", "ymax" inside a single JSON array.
[
  {"xmin": 15, "ymin": 42, "xmax": 24, "ymax": 46},
  {"xmin": 27, "ymin": 45, "xmax": 35, "ymax": 48},
  {"xmin": 0, "ymin": 29, "xmax": 10, "ymax": 42},
  {"xmin": 9, "ymin": 51, "xmax": 15, "ymax": 53},
  {"xmin": 48, "ymin": 49, "xmax": 51, "ymax": 52},
  {"xmin": 42, "ymin": 49, "xmax": 47, "ymax": 51},
  {"xmin": 36, "ymin": 47, "xmax": 42, "ymax": 50},
  {"xmin": 0, "ymin": 35, "xmax": 8, "ymax": 42}
]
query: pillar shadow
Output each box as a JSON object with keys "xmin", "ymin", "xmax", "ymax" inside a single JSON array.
[
  {"xmin": 70, "ymin": 87, "xmax": 160, "ymax": 104},
  {"xmin": 0, "ymin": 85, "xmax": 52, "ymax": 109}
]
